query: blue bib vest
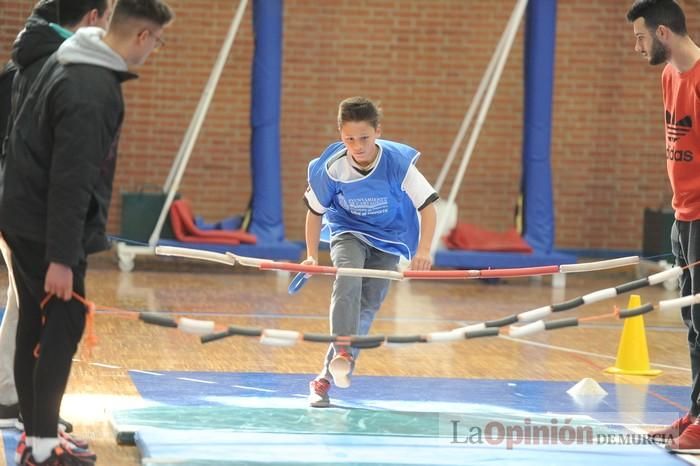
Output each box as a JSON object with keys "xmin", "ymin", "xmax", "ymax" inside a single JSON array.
[{"xmin": 307, "ymin": 139, "xmax": 420, "ymax": 260}]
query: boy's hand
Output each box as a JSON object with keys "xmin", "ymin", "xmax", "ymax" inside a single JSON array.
[
  {"xmin": 45, "ymin": 262, "xmax": 73, "ymax": 301},
  {"xmin": 410, "ymin": 251, "xmax": 432, "ymax": 271},
  {"xmin": 302, "ymin": 256, "xmax": 317, "ymax": 266}
]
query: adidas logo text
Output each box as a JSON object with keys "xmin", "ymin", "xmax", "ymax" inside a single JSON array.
[{"xmin": 666, "ymin": 146, "xmax": 694, "ymax": 162}]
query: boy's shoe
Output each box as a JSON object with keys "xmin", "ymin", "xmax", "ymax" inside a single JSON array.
[
  {"xmin": 329, "ymin": 350, "xmax": 353, "ymax": 388},
  {"xmin": 667, "ymin": 419, "xmax": 700, "ymax": 453},
  {"xmin": 308, "ymin": 378, "xmax": 331, "ymax": 408},
  {"xmin": 15, "ymin": 414, "xmax": 73, "ymax": 434},
  {"xmin": 0, "ymin": 402, "xmax": 19, "ymax": 428},
  {"xmin": 648, "ymin": 413, "xmax": 696, "ymax": 440},
  {"xmin": 24, "ymin": 442, "xmax": 96, "ymax": 465}
]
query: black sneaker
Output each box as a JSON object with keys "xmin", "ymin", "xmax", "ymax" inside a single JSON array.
[
  {"xmin": 15, "ymin": 413, "xmax": 74, "ymax": 433},
  {"xmin": 24, "ymin": 442, "xmax": 96, "ymax": 466},
  {"xmin": 0, "ymin": 402, "xmax": 19, "ymax": 428}
]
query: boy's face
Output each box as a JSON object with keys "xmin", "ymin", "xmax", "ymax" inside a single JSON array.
[{"xmin": 339, "ymin": 120, "xmax": 381, "ymax": 167}]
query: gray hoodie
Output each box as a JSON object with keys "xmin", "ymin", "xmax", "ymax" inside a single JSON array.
[{"xmin": 57, "ymin": 27, "xmax": 128, "ymax": 72}]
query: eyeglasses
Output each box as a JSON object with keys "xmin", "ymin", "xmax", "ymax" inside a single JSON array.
[
  {"xmin": 153, "ymin": 35, "xmax": 165, "ymax": 49},
  {"xmin": 143, "ymin": 29, "xmax": 165, "ymax": 49}
]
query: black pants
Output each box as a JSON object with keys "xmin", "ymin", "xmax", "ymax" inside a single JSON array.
[{"xmin": 3, "ymin": 232, "xmax": 87, "ymax": 437}]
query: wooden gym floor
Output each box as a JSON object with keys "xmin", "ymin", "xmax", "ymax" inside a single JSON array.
[{"xmin": 0, "ymin": 253, "xmax": 692, "ymax": 464}]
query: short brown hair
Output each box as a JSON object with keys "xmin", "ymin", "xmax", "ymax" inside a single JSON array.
[
  {"xmin": 111, "ymin": 0, "xmax": 173, "ymax": 28},
  {"xmin": 337, "ymin": 96, "xmax": 382, "ymax": 129}
]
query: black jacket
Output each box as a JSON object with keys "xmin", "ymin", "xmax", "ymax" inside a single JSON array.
[
  {"xmin": 1, "ymin": 13, "xmax": 62, "ymax": 162},
  {"xmin": 0, "ymin": 27, "xmax": 136, "ymax": 266},
  {"xmin": 0, "ymin": 0, "xmax": 60, "ymax": 143},
  {"xmin": 11, "ymin": 15, "xmax": 66, "ymax": 118},
  {"xmin": 0, "ymin": 61, "xmax": 16, "ymax": 155}
]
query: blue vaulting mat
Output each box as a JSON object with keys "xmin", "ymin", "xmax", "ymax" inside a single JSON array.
[{"xmin": 111, "ymin": 372, "xmax": 688, "ymax": 465}]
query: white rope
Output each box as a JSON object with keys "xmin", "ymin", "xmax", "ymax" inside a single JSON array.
[
  {"xmin": 648, "ymin": 268, "xmax": 683, "ymax": 286},
  {"xmin": 581, "ymin": 288, "xmax": 618, "ymax": 305},
  {"xmin": 154, "ymin": 247, "xmax": 639, "ymax": 282},
  {"xmin": 260, "ymin": 329, "xmax": 300, "ymax": 346},
  {"xmin": 559, "ymin": 256, "xmax": 640, "ymax": 273},
  {"xmin": 516, "ymin": 306, "xmax": 552, "ymax": 324},
  {"xmin": 509, "ymin": 321, "xmax": 545, "ymax": 338},
  {"xmin": 226, "ymin": 252, "xmax": 267, "ymax": 267},
  {"xmin": 155, "ymin": 246, "xmax": 236, "ymax": 266},
  {"xmin": 450, "ymin": 323, "xmax": 487, "ymax": 335},
  {"xmin": 178, "ymin": 318, "xmax": 216, "ymax": 335},
  {"xmin": 336, "ymin": 268, "xmax": 404, "ymax": 280},
  {"xmin": 659, "ymin": 293, "xmax": 700, "ymax": 311},
  {"xmin": 426, "ymin": 330, "xmax": 465, "ymax": 343}
]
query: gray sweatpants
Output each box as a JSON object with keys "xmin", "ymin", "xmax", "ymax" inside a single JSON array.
[{"xmin": 319, "ymin": 234, "xmax": 399, "ymax": 381}]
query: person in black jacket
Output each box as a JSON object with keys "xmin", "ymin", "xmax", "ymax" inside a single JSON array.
[
  {"xmin": 0, "ymin": 0, "xmax": 110, "ymax": 435},
  {"xmin": 0, "ymin": 0, "xmax": 173, "ymax": 464},
  {"xmin": 0, "ymin": 62, "xmax": 17, "ymax": 152},
  {"xmin": 0, "ymin": 0, "xmax": 59, "ymax": 144}
]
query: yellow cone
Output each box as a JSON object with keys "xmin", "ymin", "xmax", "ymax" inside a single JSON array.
[{"xmin": 604, "ymin": 294, "xmax": 662, "ymax": 376}]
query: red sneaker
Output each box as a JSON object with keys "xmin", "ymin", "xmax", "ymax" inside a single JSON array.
[
  {"xmin": 308, "ymin": 378, "xmax": 331, "ymax": 408},
  {"xmin": 667, "ymin": 419, "xmax": 700, "ymax": 453},
  {"xmin": 329, "ymin": 350, "xmax": 353, "ymax": 388},
  {"xmin": 14, "ymin": 432, "xmax": 30, "ymax": 465},
  {"xmin": 24, "ymin": 442, "xmax": 96, "ymax": 465},
  {"xmin": 13, "ymin": 431, "xmax": 88, "ymax": 465},
  {"xmin": 648, "ymin": 413, "xmax": 696, "ymax": 440},
  {"xmin": 59, "ymin": 430, "xmax": 89, "ymax": 450}
]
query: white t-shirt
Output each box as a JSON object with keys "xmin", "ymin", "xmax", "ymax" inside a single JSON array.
[{"xmin": 304, "ymin": 145, "xmax": 438, "ymax": 215}]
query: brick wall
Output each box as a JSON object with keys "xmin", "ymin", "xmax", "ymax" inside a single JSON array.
[{"xmin": 0, "ymin": 0, "xmax": 691, "ymax": 252}]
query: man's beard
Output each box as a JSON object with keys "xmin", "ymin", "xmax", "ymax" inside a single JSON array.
[{"xmin": 649, "ymin": 36, "xmax": 670, "ymax": 65}]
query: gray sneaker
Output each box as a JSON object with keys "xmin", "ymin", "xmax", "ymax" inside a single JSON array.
[{"xmin": 308, "ymin": 378, "xmax": 331, "ymax": 408}]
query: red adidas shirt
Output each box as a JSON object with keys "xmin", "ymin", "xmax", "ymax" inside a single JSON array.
[{"xmin": 663, "ymin": 60, "xmax": 700, "ymax": 220}]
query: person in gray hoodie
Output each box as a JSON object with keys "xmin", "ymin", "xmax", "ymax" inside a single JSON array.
[
  {"xmin": 0, "ymin": 0, "xmax": 173, "ymax": 464},
  {"xmin": 0, "ymin": 0, "xmax": 111, "ymax": 436}
]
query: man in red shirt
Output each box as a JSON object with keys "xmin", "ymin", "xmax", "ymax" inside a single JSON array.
[{"xmin": 628, "ymin": 0, "xmax": 700, "ymax": 452}]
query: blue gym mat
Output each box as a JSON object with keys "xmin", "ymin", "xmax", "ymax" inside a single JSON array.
[{"xmin": 110, "ymin": 372, "xmax": 690, "ymax": 465}]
